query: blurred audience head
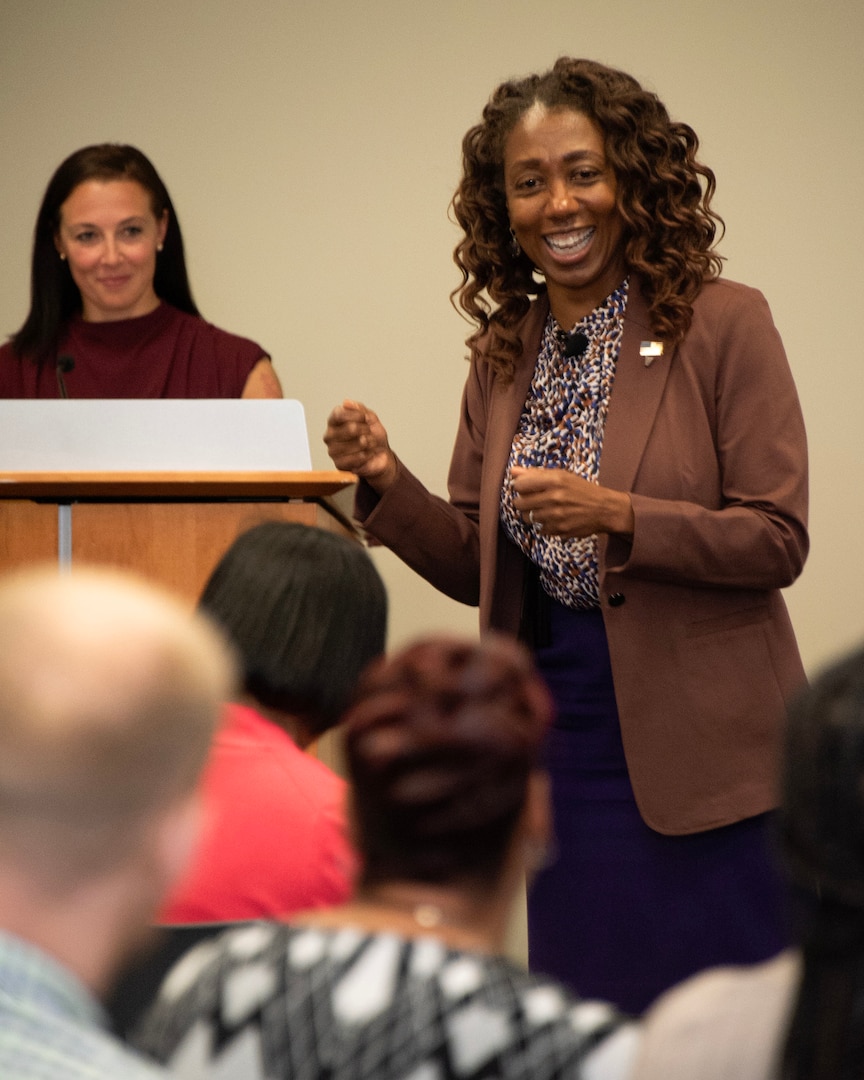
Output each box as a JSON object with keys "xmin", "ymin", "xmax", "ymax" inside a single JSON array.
[
  {"xmin": 780, "ymin": 642, "xmax": 864, "ymax": 918},
  {"xmin": 0, "ymin": 564, "xmax": 232, "ymax": 907},
  {"xmin": 778, "ymin": 643, "xmax": 864, "ymax": 1080},
  {"xmin": 198, "ymin": 521, "xmax": 387, "ymax": 741},
  {"xmin": 344, "ymin": 633, "xmax": 554, "ymax": 890}
]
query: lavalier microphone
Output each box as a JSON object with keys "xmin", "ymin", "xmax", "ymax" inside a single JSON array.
[{"xmin": 561, "ymin": 330, "xmax": 589, "ymax": 360}]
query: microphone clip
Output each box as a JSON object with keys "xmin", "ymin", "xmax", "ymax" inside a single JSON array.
[{"xmin": 559, "ymin": 329, "xmax": 590, "ymax": 360}]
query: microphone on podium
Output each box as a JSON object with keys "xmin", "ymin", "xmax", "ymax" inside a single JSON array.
[{"xmin": 56, "ymin": 354, "xmax": 75, "ymax": 399}]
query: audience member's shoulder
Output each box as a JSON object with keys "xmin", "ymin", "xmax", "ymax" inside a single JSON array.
[
  {"xmin": 161, "ymin": 920, "xmax": 285, "ymax": 990},
  {"xmin": 503, "ymin": 963, "xmax": 641, "ymax": 1080},
  {"xmin": 134, "ymin": 923, "xmax": 640, "ymax": 1080},
  {"xmin": 631, "ymin": 949, "xmax": 800, "ymax": 1080},
  {"xmin": 0, "ymin": 994, "xmax": 169, "ymax": 1079}
]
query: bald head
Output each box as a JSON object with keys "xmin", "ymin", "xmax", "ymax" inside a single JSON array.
[{"xmin": 0, "ymin": 566, "xmax": 234, "ymax": 888}]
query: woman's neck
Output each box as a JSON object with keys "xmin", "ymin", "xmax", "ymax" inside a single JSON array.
[
  {"xmin": 546, "ymin": 269, "xmax": 628, "ymax": 331},
  {"xmin": 299, "ymin": 879, "xmax": 508, "ymax": 955},
  {"xmin": 238, "ymin": 695, "xmax": 314, "ymax": 749}
]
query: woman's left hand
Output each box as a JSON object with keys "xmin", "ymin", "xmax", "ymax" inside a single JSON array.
[{"xmin": 511, "ymin": 466, "xmax": 634, "ymax": 539}]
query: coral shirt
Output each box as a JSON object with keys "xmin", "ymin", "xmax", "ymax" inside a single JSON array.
[{"xmin": 161, "ymin": 702, "xmax": 355, "ymax": 922}]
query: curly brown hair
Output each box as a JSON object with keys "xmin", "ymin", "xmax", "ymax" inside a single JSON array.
[{"xmin": 451, "ymin": 57, "xmax": 724, "ymax": 378}]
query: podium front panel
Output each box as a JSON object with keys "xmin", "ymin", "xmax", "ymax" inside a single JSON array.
[
  {"xmin": 0, "ymin": 500, "xmax": 59, "ymax": 574},
  {"xmin": 0, "ymin": 471, "xmax": 356, "ymax": 602},
  {"xmin": 70, "ymin": 500, "xmax": 350, "ymax": 603}
]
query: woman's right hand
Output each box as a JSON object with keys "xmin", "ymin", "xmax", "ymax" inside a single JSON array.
[{"xmin": 323, "ymin": 399, "xmax": 398, "ymax": 494}]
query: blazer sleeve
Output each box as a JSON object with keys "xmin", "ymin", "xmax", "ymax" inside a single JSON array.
[
  {"xmin": 606, "ymin": 283, "xmax": 809, "ymax": 591},
  {"xmin": 352, "ymin": 356, "xmax": 489, "ymax": 607}
]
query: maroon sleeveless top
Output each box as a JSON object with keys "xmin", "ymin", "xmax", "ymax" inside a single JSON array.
[{"xmin": 0, "ymin": 303, "xmax": 267, "ymax": 398}]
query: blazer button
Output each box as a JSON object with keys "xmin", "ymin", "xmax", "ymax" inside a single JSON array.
[{"xmin": 607, "ymin": 592, "xmax": 626, "ymax": 607}]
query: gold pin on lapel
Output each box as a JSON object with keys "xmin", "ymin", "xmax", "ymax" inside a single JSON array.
[{"xmin": 640, "ymin": 341, "xmax": 664, "ymax": 367}]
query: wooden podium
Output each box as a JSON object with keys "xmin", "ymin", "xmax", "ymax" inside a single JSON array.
[
  {"xmin": 0, "ymin": 400, "xmax": 357, "ymax": 604},
  {"xmin": 0, "ymin": 470, "xmax": 357, "ymax": 604}
]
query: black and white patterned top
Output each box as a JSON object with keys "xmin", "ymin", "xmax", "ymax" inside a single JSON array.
[
  {"xmin": 131, "ymin": 922, "xmax": 639, "ymax": 1079},
  {"xmin": 500, "ymin": 281, "xmax": 629, "ymax": 610}
]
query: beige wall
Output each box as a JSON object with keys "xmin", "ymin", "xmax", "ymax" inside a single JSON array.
[{"xmin": 1, "ymin": 0, "xmax": 861, "ymax": 676}]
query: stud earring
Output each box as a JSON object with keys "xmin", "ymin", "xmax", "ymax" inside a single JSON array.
[
  {"xmin": 157, "ymin": 243, "xmax": 164, "ymax": 252},
  {"xmin": 59, "ymin": 252, "xmax": 66, "ymax": 261}
]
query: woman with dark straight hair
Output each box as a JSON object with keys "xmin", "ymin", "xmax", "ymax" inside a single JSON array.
[
  {"xmin": 0, "ymin": 143, "xmax": 281, "ymax": 397},
  {"xmin": 160, "ymin": 521, "xmax": 387, "ymax": 923}
]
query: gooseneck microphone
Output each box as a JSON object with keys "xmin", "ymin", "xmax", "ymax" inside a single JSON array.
[
  {"xmin": 56, "ymin": 354, "xmax": 75, "ymax": 399},
  {"xmin": 560, "ymin": 330, "xmax": 589, "ymax": 360}
]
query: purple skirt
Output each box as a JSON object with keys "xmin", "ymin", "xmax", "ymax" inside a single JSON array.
[{"xmin": 527, "ymin": 600, "xmax": 789, "ymax": 1015}]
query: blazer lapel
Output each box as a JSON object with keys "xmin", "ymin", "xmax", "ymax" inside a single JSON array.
[
  {"xmin": 484, "ymin": 299, "xmax": 548, "ymax": 487},
  {"xmin": 483, "ymin": 282, "xmax": 670, "ymax": 496},
  {"xmin": 599, "ymin": 279, "xmax": 672, "ymax": 492}
]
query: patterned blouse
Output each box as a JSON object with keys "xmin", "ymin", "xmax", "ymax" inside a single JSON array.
[
  {"xmin": 500, "ymin": 281, "xmax": 629, "ymax": 610},
  {"xmin": 131, "ymin": 921, "xmax": 639, "ymax": 1080}
]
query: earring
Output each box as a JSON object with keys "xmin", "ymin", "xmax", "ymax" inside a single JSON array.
[
  {"xmin": 157, "ymin": 243, "xmax": 164, "ymax": 252},
  {"xmin": 59, "ymin": 252, "xmax": 66, "ymax": 261},
  {"xmin": 509, "ymin": 227, "xmax": 521, "ymax": 257}
]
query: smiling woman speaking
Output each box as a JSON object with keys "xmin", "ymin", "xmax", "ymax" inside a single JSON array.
[
  {"xmin": 0, "ymin": 144, "xmax": 281, "ymax": 398},
  {"xmin": 324, "ymin": 57, "xmax": 809, "ymax": 1014}
]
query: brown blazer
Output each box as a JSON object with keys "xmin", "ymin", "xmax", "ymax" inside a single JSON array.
[{"xmin": 357, "ymin": 277, "xmax": 808, "ymax": 834}]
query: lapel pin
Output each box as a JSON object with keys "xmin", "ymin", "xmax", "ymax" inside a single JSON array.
[{"xmin": 640, "ymin": 341, "xmax": 664, "ymax": 367}]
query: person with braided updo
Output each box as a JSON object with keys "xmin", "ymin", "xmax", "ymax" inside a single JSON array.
[
  {"xmin": 132, "ymin": 635, "xmax": 639, "ymax": 1080},
  {"xmin": 324, "ymin": 58, "xmax": 808, "ymax": 1013}
]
